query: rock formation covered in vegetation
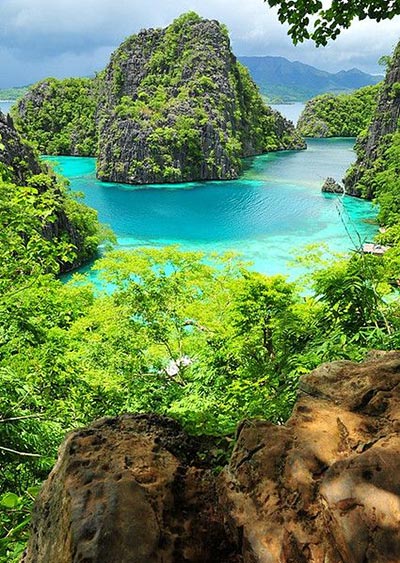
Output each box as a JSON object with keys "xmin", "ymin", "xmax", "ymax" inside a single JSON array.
[
  {"xmin": 95, "ymin": 12, "xmax": 305, "ymax": 184},
  {"xmin": 0, "ymin": 111, "xmax": 102, "ymax": 273},
  {"xmin": 297, "ymin": 83, "xmax": 380, "ymax": 137},
  {"xmin": 345, "ymin": 41, "xmax": 400, "ymax": 200},
  {"xmin": 13, "ymin": 78, "xmax": 98, "ymax": 156},
  {"xmin": 23, "ymin": 351, "xmax": 400, "ymax": 563},
  {"xmin": 13, "ymin": 13, "xmax": 305, "ymax": 185}
]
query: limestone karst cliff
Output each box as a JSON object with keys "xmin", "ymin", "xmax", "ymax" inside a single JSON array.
[
  {"xmin": 344, "ymin": 41, "xmax": 400, "ymax": 199},
  {"xmin": 13, "ymin": 13, "xmax": 305, "ymax": 185},
  {"xmin": 22, "ymin": 351, "xmax": 400, "ymax": 562},
  {"xmin": 13, "ymin": 77, "xmax": 98, "ymax": 157},
  {"xmin": 95, "ymin": 12, "xmax": 305, "ymax": 184},
  {"xmin": 0, "ymin": 111, "xmax": 101, "ymax": 272}
]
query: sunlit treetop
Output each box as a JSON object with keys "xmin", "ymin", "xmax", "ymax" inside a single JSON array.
[{"xmin": 265, "ymin": 0, "xmax": 400, "ymax": 45}]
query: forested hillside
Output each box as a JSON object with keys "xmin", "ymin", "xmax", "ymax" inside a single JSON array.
[
  {"xmin": 14, "ymin": 78, "xmax": 98, "ymax": 156},
  {"xmin": 0, "ymin": 111, "xmax": 103, "ymax": 273},
  {"xmin": 297, "ymin": 84, "xmax": 380, "ymax": 137}
]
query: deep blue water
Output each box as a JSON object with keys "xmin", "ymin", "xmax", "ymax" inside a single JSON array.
[{"xmin": 45, "ymin": 138, "xmax": 377, "ymax": 278}]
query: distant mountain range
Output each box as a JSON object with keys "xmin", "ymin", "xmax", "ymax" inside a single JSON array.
[
  {"xmin": 0, "ymin": 86, "xmax": 29, "ymax": 101},
  {"xmin": 238, "ymin": 56, "xmax": 383, "ymax": 102}
]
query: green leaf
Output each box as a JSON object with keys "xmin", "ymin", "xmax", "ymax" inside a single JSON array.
[{"xmin": 0, "ymin": 493, "xmax": 20, "ymax": 509}]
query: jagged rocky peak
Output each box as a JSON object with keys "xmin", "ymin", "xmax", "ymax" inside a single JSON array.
[
  {"xmin": 0, "ymin": 111, "xmax": 42, "ymax": 184},
  {"xmin": 322, "ymin": 176, "xmax": 344, "ymax": 194},
  {"xmin": 345, "ymin": 40, "xmax": 400, "ymax": 198},
  {"xmin": 12, "ymin": 13, "xmax": 305, "ymax": 184},
  {"xmin": 23, "ymin": 351, "xmax": 400, "ymax": 562},
  {"xmin": 96, "ymin": 12, "xmax": 305, "ymax": 184}
]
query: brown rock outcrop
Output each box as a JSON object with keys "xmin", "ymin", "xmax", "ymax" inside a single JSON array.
[
  {"xmin": 22, "ymin": 414, "xmax": 238, "ymax": 563},
  {"xmin": 220, "ymin": 351, "xmax": 400, "ymax": 562},
  {"xmin": 23, "ymin": 352, "xmax": 400, "ymax": 562}
]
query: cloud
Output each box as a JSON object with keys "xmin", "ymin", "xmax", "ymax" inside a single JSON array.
[{"xmin": 0, "ymin": 0, "xmax": 399, "ymax": 86}]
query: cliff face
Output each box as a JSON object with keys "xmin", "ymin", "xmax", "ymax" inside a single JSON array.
[
  {"xmin": 23, "ymin": 351, "xmax": 400, "ymax": 563},
  {"xmin": 0, "ymin": 111, "xmax": 100, "ymax": 273},
  {"xmin": 96, "ymin": 13, "xmax": 305, "ymax": 184},
  {"xmin": 14, "ymin": 13, "xmax": 305, "ymax": 185},
  {"xmin": 297, "ymin": 84, "xmax": 379, "ymax": 138},
  {"xmin": 0, "ymin": 112, "xmax": 42, "ymax": 183},
  {"xmin": 345, "ymin": 41, "xmax": 400, "ymax": 198}
]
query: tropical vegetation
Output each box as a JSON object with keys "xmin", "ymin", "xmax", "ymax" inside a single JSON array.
[{"xmin": 297, "ymin": 84, "xmax": 380, "ymax": 137}]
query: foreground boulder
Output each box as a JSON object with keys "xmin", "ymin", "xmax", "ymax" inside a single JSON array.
[
  {"xmin": 22, "ymin": 414, "xmax": 238, "ymax": 563},
  {"xmin": 220, "ymin": 350, "xmax": 400, "ymax": 562},
  {"xmin": 23, "ymin": 352, "xmax": 400, "ymax": 562}
]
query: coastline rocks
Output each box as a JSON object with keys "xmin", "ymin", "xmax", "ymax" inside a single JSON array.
[
  {"xmin": 23, "ymin": 352, "xmax": 400, "ymax": 562},
  {"xmin": 0, "ymin": 111, "xmax": 42, "ymax": 184},
  {"xmin": 345, "ymin": 41, "xmax": 400, "ymax": 198},
  {"xmin": 321, "ymin": 176, "xmax": 344, "ymax": 194}
]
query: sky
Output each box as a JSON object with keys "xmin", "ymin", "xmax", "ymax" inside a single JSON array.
[{"xmin": 0, "ymin": 0, "xmax": 399, "ymax": 87}]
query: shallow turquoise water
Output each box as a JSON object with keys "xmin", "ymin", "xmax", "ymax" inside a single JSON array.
[{"xmin": 46, "ymin": 138, "xmax": 377, "ymax": 279}]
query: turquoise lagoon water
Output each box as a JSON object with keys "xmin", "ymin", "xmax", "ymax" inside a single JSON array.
[{"xmin": 46, "ymin": 138, "xmax": 377, "ymax": 279}]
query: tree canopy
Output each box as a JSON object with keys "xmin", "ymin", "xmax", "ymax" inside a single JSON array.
[{"xmin": 265, "ymin": 0, "xmax": 400, "ymax": 45}]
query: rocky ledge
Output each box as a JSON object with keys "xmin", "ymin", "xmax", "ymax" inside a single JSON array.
[{"xmin": 23, "ymin": 351, "xmax": 400, "ymax": 562}]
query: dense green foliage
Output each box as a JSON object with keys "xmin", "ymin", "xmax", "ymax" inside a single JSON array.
[
  {"xmin": 265, "ymin": 0, "xmax": 400, "ymax": 45},
  {"xmin": 348, "ymin": 127, "xmax": 400, "ymax": 259},
  {"xmin": 344, "ymin": 42, "xmax": 400, "ymax": 259},
  {"xmin": 1, "ymin": 235, "xmax": 400, "ymax": 559},
  {"xmin": 2, "ymin": 10, "xmax": 400, "ymax": 560},
  {"xmin": 12, "ymin": 78, "xmax": 98, "ymax": 156},
  {"xmin": 297, "ymin": 84, "xmax": 380, "ymax": 137}
]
